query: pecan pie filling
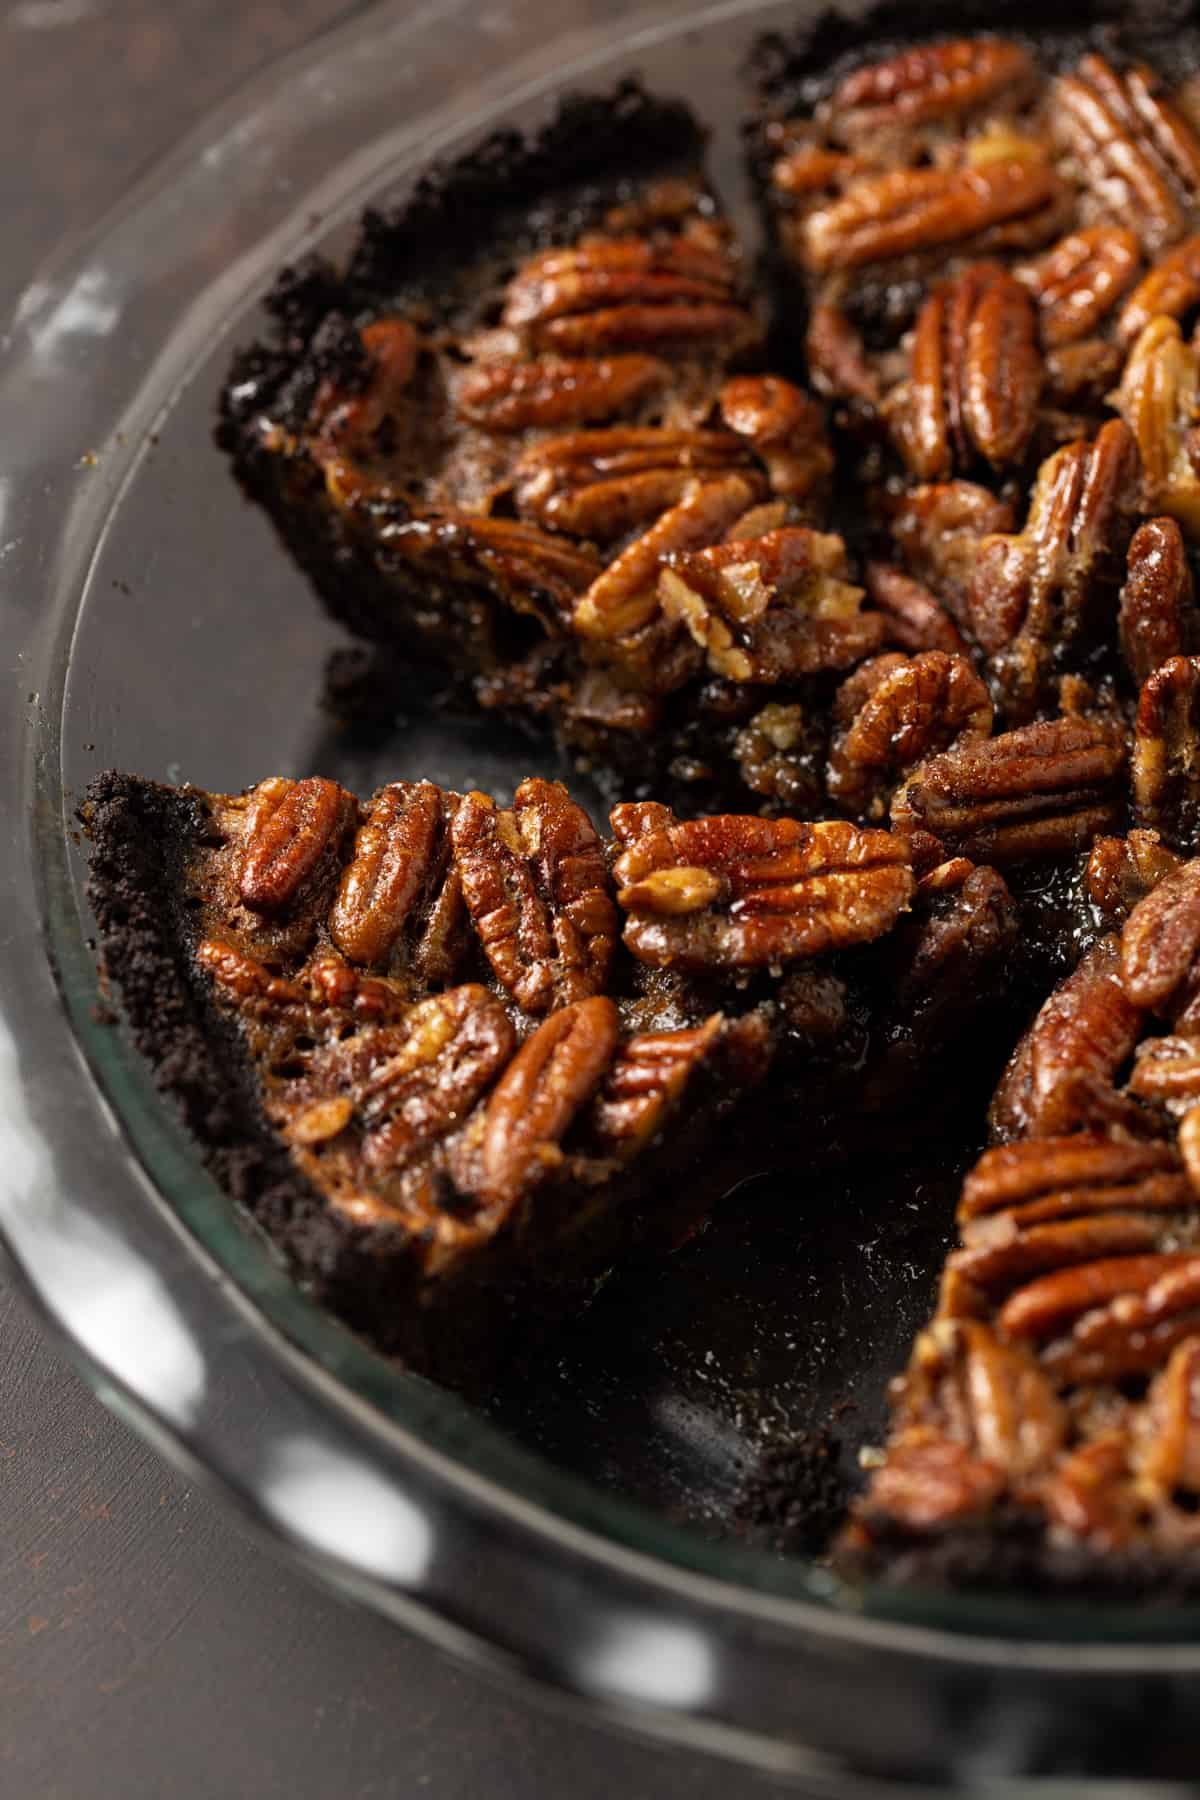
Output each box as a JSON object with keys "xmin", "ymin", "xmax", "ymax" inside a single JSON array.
[{"xmin": 87, "ymin": 16, "xmax": 1200, "ymax": 1593}]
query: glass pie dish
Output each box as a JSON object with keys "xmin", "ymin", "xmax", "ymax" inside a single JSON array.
[{"xmin": 6, "ymin": 0, "xmax": 1200, "ymax": 1785}]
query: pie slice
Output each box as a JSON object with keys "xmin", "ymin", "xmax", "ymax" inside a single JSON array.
[
  {"xmin": 217, "ymin": 80, "xmax": 910, "ymax": 817},
  {"xmin": 843, "ymin": 837, "xmax": 1200, "ymax": 1592},
  {"xmin": 83, "ymin": 767, "xmax": 1018, "ymax": 1392}
]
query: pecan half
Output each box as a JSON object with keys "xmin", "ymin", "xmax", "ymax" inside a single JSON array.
[
  {"xmin": 960, "ymin": 1133, "xmax": 1185, "ymax": 1222},
  {"xmin": 890, "ymin": 480, "xmax": 1016, "ymax": 622},
  {"xmin": 716, "ymin": 376, "xmax": 834, "ymax": 503},
  {"xmin": 450, "ymin": 780, "xmax": 616, "ymax": 1015},
  {"xmin": 892, "ymin": 715, "xmax": 1126, "ymax": 866},
  {"xmin": 453, "ymin": 354, "xmax": 668, "ymax": 432},
  {"xmin": 1042, "ymin": 1432, "xmax": 1144, "ymax": 1548},
  {"xmin": 1055, "ymin": 54, "xmax": 1200, "ymax": 254},
  {"xmin": 1133, "ymin": 655, "xmax": 1200, "ymax": 850},
  {"xmin": 805, "ymin": 298, "xmax": 881, "ymax": 405},
  {"xmin": 801, "ymin": 158, "xmax": 1062, "ymax": 275},
  {"xmin": 470, "ymin": 996, "xmax": 620, "ymax": 1210},
  {"xmin": 988, "ymin": 935, "xmax": 1146, "ymax": 1141},
  {"xmin": 825, "ymin": 38, "xmax": 1036, "ymax": 144},
  {"xmin": 1016, "ymin": 225, "xmax": 1141, "ymax": 347},
  {"xmin": 313, "ymin": 985, "xmax": 516, "ymax": 1178},
  {"xmin": 657, "ymin": 527, "xmax": 885, "ymax": 683},
  {"xmin": 862, "ymin": 563, "xmax": 968, "ymax": 655},
  {"xmin": 1128, "ymin": 1034, "xmax": 1200, "ymax": 1117},
  {"xmin": 828, "ymin": 651, "xmax": 992, "ymax": 818},
  {"xmin": 611, "ymin": 804, "xmax": 914, "ymax": 971},
  {"xmin": 1140, "ymin": 1335, "xmax": 1200, "ymax": 1495},
  {"xmin": 1121, "ymin": 855, "xmax": 1200, "ymax": 1018},
  {"xmin": 1084, "ymin": 830, "xmax": 1182, "ymax": 929},
  {"xmin": 513, "ymin": 426, "xmax": 756, "ymax": 540},
  {"xmin": 238, "ymin": 777, "xmax": 356, "ymax": 914},
  {"xmin": 889, "ymin": 262, "xmax": 1042, "ymax": 477},
  {"xmin": 965, "ymin": 420, "xmax": 1141, "ymax": 717},
  {"xmin": 572, "ymin": 474, "xmax": 759, "ymax": 648},
  {"xmin": 1114, "ymin": 316, "xmax": 1200, "ymax": 538},
  {"xmin": 1011, "ymin": 1253, "xmax": 1200, "ymax": 1384},
  {"xmin": 381, "ymin": 510, "xmax": 601, "ymax": 628},
  {"xmin": 1119, "ymin": 518, "xmax": 1196, "ymax": 687},
  {"xmin": 501, "ymin": 236, "xmax": 756, "ymax": 354},
  {"xmin": 330, "ymin": 780, "xmax": 464, "ymax": 981},
  {"xmin": 1118, "ymin": 233, "xmax": 1200, "ymax": 345}
]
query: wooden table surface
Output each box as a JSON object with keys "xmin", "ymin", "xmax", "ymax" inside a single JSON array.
[{"xmin": 0, "ymin": 4, "xmax": 791, "ymax": 1794}]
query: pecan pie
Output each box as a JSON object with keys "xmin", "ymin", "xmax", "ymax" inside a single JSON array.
[
  {"xmin": 93, "ymin": 18, "xmax": 1200, "ymax": 1593},
  {"xmin": 84, "ymin": 766, "xmax": 1028, "ymax": 1393}
]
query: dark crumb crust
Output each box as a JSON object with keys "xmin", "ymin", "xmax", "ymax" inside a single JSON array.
[
  {"xmin": 81, "ymin": 770, "xmax": 447, "ymax": 1369},
  {"xmin": 81, "ymin": 771, "xmax": 748, "ymax": 1396},
  {"xmin": 842, "ymin": 1513, "xmax": 1200, "ymax": 1603}
]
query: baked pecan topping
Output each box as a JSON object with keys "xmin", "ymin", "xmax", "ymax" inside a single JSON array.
[
  {"xmin": 1016, "ymin": 226, "xmax": 1141, "ymax": 347},
  {"xmin": 314, "ymin": 985, "xmax": 515, "ymax": 1179},
  {"xmin": 1054, "ymin": 54, "xmax": 1200, "ymax": 254},
  {"xmin": 1140, "ymin": 1336, "xmax": 1200, "ymax": 1496},
  {"xmin": 1117, "ymin": 233, "xmax": 1200, "ymax": 345},
  {"xmin": 988, "ymin": 935, "xmax": 1146, "ymax": 1141},
  {"xmin": 858, "ymin": 1317, "xmax": 1063, "ymax": 1534},
  {"xmin": 824, "ymin": 38, "xmax": 1036, "ymax": 144},
  {"xmin": 657, "ymin": 527, "xmax": 884, "ymax": 683},
  {"xmin": 1119, "ymin": 517, "xmax": 1195, "ymax": 688},
  {"xmin": 453, "ymin": 354, "xmax": 668, "ymax": 432},
  {"xmin": 310, "ymin": 317, "xmax": 421, "ymax": 458},
  {"xmin": 965, "ymin": 420, "xmax": 1141, "ymax": 717},
  {"xmin": 1132, "ymin": 655, "xmax": 1200, "ymax": 850},
  {"xmin": 330, "ymin": 780, "xmax": 461, "ymax": 978},
  {"xmin": 471, "ymin": 996, "xmax": 621, "ymax": 1209},
  {"xmin": 450, "ymin": 779, "xmax": 616, "ymax": 1015},
  {"xmin": 891, "ymin": 715, "xmax": 1126, "ymax": 866},
  {"xmin": 862, "ymin": 563, "xmax": 968, "ymax": 656},
  {"xmin": 1007, "ymin": 1252, "xmax": 1200, "ymax": 1377},
  {"xmin": 572, "ymin": 474, "xmax": 758, "ymax": 647},
  {"xmin": 959, "ymin": 1133, "xmax": 1185, "ymax": 1222},
  {"xmin": 1041, "ymin": 1433, "xmax": 1143, "ymax": 1548},
  {"xmin": 611, "ymin": 804, "xmax": 914, "ymax": 970},
  {"xmin": 801, "ymin": 157, "xmax": 1061, "ymax": 275},
  {"xmin": 716, "ymin": 375, "xmax": 835, "ymax": 503},
  {"xmin": 238, "ymin": 777, "xmax": 356, "ymax": 914},
  {"xmin": 1115, "ymin": 316, "xmax": 1200, "ymax": 538},
  {"xmin": 381, "ymin": 510, "xmax": 601, "ymax": 627},
  {"xmin": 513, "ymin": 426, "xmax": 757, "ymax": 541},
  {"xmin": 804, "ymin": 298, "xmax": 881, "ymax": 405},
  {"xmin": 1084, "ymin": 830, "xmax": 1182, "ymax": 929},
  {"xmin": 583, "ymin": 1012, "xmax": 768, "ymax": 1165},
  {"xmin": 828, "ymin": 651, "xmax": 992, "ymax": 819},
  {"xmin": 856, "ymin": 1434, "xmax": 1007, "ymax": 1533},
  {"xmin": 1121, "ymin": 855, "xmax": 1200, "ymax": 1019},
  {"xmin": 888, "ymin": 261, "xmax": 1042, "ymax": 477},
  {"xmin": 889, "ymin": 480, "xmax": 1016, "ymax": 622},
  {"xmin": 501, "ymin": 236, "xmax": 756, "ymax": 354}
]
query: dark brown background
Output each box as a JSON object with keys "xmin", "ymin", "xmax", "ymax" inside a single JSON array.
[{"xmin": 1, "ymin": 4, "xmax": 792, "ymax": 1795}]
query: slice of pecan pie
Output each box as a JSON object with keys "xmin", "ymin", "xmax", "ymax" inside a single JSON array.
[
  {"xmin": 83, "ymin": 766, "xmax": 1029, "ymax": 1392},
  {"xmin": 218, "ymin": 82, "xmax": 909, "ymax": 815},
  {"xmin": 841, "ymin": 840, "xmax": 1200, "ymax": 1592}
]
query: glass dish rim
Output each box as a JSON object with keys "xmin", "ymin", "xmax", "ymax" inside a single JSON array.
[{"xmin": 7, "ymin": 0, "xmax": 1200, "ymax": 1724}]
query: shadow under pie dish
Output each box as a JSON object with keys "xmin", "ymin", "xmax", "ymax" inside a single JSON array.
[{"xmin": 80, "ymin": 4, "xmax": 1200, "ymax": 1611}]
